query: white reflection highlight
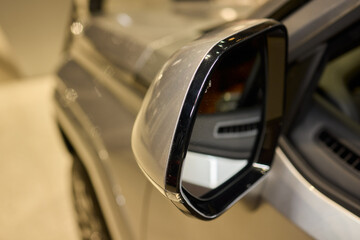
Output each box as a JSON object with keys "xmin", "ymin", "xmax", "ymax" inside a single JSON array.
[
  {"xmin": 116, "ymin": 195, "xmax": 126, "ymax": 206},
  {"xmin": 172, "ymin": 59, "xmax": 182, "ymax": 66},
  {"xmin": 182, "ymin": 151, "xmax": 248, "ymax": 189},
  {"xmin": 64, "ymin": 88, "xmax": 78, "ymax": 102},
  {"xmin": 116, "ymin": 13, "xmax": 133, "ymax": 27},
  {"xmin": 98, "ymin": 149, "xmax": 109, "ymax": 160},
  {"xmin": 209, "ymin": 157, "xmax": 218, "ymax": 189},
  {"xmin": 70, "ymin": 22, "xmax": 83, "ymax": 35},
  {"xmin": 220, "ymin": 8, "xmax": 238, "ymax": 21}
]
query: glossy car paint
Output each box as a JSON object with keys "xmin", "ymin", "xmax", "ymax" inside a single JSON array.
[
  {"xmin": 55, "ymin": 0, "xmax": 360, "ymax": 239},
  {"xmin": 132, "ymin": 19, "xmax": 286, "ymax": 219},
  {"xmin": 265, "ymin": 146, "xmax": 360, "ymax": 240},
  {"xmin": 132, "ymin": 20, "xmax": 271, "ymax": 196}
]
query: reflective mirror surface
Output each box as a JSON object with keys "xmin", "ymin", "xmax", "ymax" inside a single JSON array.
[
  {"xmin": 181, "ymin": 37, "xmax": 265, "ymax": 199},
  {"xmin": 132, "ymin": 19, "xmax": 286, "ymax": 219}
]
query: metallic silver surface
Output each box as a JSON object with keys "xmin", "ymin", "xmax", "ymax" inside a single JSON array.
[
  {"xmin": 264, "ymin": 148, "xmax": 360, "ymax": 240},
  {"xmin": 55, "ymin": 95, "xmax": 132, "ymax": 240},
  {"xmin": 55, "ymin": 57, "xmax": 148, "ymax": 239},
  {"xmin": 85, "ymin": 9, "xmax": 224, "ymax": 86},
  {"xmin": 283, "ymin": 0, "xmax": 360, "ymax": 62},
  {"xmin": 131, "ymin": 19, "xmax": 268, "ymax": 196},
  {"xmin": 54, "ymin": 1, "xmax": 360, "ymax": 238},
  {"xmin": 69, "ymin": 36, "xmax": 145, "ymax": 115}
]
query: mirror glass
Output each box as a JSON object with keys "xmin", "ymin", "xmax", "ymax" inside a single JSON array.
[{"xmin": 181, "ymin": 36, "xmax": 265, "ymax": 199}]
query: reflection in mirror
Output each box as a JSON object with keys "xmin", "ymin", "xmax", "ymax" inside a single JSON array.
[{"xmin": 181, "ymin": 37, "xmax": 265, "ymax": 199}]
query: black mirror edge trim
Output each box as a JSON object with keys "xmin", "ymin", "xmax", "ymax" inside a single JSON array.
[{"xmin": 165, "ymin": 21, "xmax": 287, "ymax": 219}]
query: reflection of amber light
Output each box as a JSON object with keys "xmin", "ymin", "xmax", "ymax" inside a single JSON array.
[{"xmin": 198, "ymin": 57, "xmax": 255, "ymax": 114}]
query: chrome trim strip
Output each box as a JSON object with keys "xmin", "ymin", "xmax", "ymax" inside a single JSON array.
[{"xmin": 252, "ymin": 162, "xmax": 270, "ymax": 172}]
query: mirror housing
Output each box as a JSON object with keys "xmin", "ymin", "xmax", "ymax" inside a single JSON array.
[{"xmin": 132, "ymin": 19, "xmax": 287, "ymax": 219}]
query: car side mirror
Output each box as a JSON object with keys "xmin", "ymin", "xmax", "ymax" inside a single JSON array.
[{"xmin": 132, "ymin": 19, "xmax": 287, "ymax": 220}]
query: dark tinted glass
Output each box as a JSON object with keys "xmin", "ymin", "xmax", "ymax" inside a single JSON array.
[{"xmin": 181, "ymin": 37, "xmax": 265, "ymax": 199}]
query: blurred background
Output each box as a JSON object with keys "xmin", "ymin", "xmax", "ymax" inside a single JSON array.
[
  {"xmin": 0, "ymin": 0, "xmax": 72, "ymax": 79},
  {"xmin": 0, "ymin": 0, "xmax": 265, "ymax": 239},
  {"xmin": 0, "ymin": 0, "xmax": 78, "ymax": 239}
]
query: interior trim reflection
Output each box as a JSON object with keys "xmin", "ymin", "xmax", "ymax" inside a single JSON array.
[{"xmin": 182, "ymin": 151, "xmax": 248, "ymax": 198}]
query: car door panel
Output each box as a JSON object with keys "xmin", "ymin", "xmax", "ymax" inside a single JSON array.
[{"xmin": 145, "ymin": 177, "xmax": 310, "ymax": 240}]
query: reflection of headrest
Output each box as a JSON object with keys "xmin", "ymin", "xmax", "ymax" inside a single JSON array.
[{"xmin": 319, "ymin": 46, "xmax": 360, "ymax": 122}]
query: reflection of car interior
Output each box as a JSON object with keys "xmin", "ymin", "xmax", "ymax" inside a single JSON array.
[
  {"xmin": 182, "ymin": 48, "xmax": 264, "ymax": 198},
  {"xmin": 319, "ymin": 46, "xmax": 360, "ymax": 123},
  {"xmin": 181, "ymin": 151, "xmax": 248, "ymax": 197},
  {"xmin": 189, "ymin": 50, "xmax": 263, "ymax": 160},
  {"xmin": 189, "ymin": 108, "xmax": 260, "ymax": 159},
  {"xmin": 289, "ymin": 38, "xmax": 360, "ymax": 214}
]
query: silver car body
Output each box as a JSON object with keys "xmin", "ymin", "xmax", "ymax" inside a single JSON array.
[{"xmin": 55, "ymin": 0, "xmax": 360, "ymax": 239}]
